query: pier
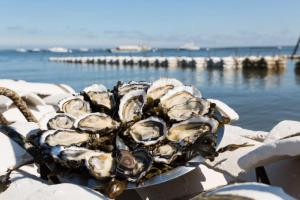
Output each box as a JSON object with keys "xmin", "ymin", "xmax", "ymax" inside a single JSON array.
[{"xmin": 49, "ymin": 55, "xmax": 288, "ymax": 69}]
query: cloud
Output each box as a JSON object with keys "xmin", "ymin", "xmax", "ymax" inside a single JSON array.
[
  {"xmin": 6, "ymin": 26, "xmax": 24, "ymax": 31},
  {"xmin": 5, "ymin": 25, "xmax": 43, "ymax": 35}
]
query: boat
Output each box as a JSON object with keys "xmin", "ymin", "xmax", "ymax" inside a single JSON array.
[
  {"xmin": 109, "ymin": 45, "xmax": 152, "ymax": 53},
  {"xmin": 16, "ymin": 48, "xmax": 27, "ymax": 53},
  {"xmin": 179, "ymin": 42, "xmax": 200, "ymax": 51},
  {"xmin": 79, "ymin": 48, "xmax": 89, "ymax": 52},
  {"xmin": 28, "ymin": 48, "xmax": 41, "ymax": 53},
  {"xmin": 48, "ymin": 47, "xmax": 72, "ymax": 53}
]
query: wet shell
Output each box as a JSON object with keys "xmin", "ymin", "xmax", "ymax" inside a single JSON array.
[
  {"xmin": 86, "ymin": 152, "xmax": 115, "ymax": 179},
  {"xmin": 152, "ymin": 143, "xmax": 182, "ymax": 164},
  {"xmin": 58, "ymin": 95, "xmax": 91, "ymax": 118},
  {"xmin": 51, "ymin": 146, "xmax": 103, "ymax": 168},
  {"xmin": 147, "ymin": 78, "xmax": 184, "ymax": 100},
  {"xmin": 118, "ymin": 89, "xmax": 146, "ymax": 122},
  {"xmin": 115, "ymin": 149, "xmax": 152, "ymax": 182},
  {"xmin": 167, "ymin": 116, "xmax": 219, "ymax": 145},
  {"xmin": 74, "ymin": 113, "xmax": 120, "ymax": 133},
  {"xmin": 126, "ymin": 117, "xmax": 167, "ymax": 146},
  {"xmin": 40, "ymin": 130, "xmax": 91, "ymax": 147},
  {"xmin": 117, "ymin": 81, "xmax": 150, "ymax": 97},
  {"xmin": 39, "ymin": 112, "xmax": 75, "ymax": 131},
  {"xmin": 83, "ymin": 84, "xmax": 115, "ymax": 111},
  {"xmin": 160, "ymin": 86, "xmax": 209, "ymax": 121}
]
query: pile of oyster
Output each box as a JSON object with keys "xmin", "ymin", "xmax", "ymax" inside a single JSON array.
[{"xmin": 38, "ymin": 78, "xmax": 222, "ymax": 188}]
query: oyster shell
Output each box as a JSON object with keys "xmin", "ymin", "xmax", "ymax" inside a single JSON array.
[
  {"xmin": 115, "ymin": 149, "xmax": 152, "ymax": 182},
  {"xmin": 74, "ymin": 113, "xmax": 120, "ymax": 133},
  {"xmin": 40, "ymin": 130, "xmax": 91, "ymax": 147},
  {"xmin": 160, "ymin": 86, "xmax": 210, "ymax": 121},
  {"xmin": 147, "ymin": 78, "xmax": 184, "ymax": 100},
  {"xmin": 86, "ymin": 152, "xmax": 115, "ymax": 179},
  {"xmin": 118, "ymin": 89, "xmax": 146, "ymax": 122},
  {"xmin": 126, "ymin": 117, "xmax": 167, "ymax": 146},
  {"xmin": 117, "ymin": 81, "xmax": 150, "ymax": 97},
  {"xmin": 51, "ymin": 146, "xmax": 102, "ymax": 168},
  {"xmin": 83, "ymin": 84, "xmax": 115, "ymax": 111},
  {"xmin": 39, "ymin": 112, "xmax": 75, "ymax": 131},
  {"xmin": 58, "ymin": 96, "xmax": 91, "ymax": 118},
  {"xmin": 152, "ymin": 143, "xmax": 182, "ymax": 164},
  {"xmin": 167, "ymin": 116, "xmax": 219, "ymax": 145}
]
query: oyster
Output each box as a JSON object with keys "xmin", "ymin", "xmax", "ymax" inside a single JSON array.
[
  {"xmin": 74, "ymin": 113, "xmax": 120, "ymax": 133},
  {"xmin": 39, "ymin": 112, "xmax": 75, "ymax": 131},
  {"xmin": 118, "ymin": 89, "xmax": 146, "ymax": 122},
  {"xmin": 117, "ymin": 81, "xmax": 150, "ymax": 97},
  {"xmin": 58, "ymin": 96, "xmax": 91, "ymax": 118},
  {"xmin": 51, "ymin": 146, "xmax": 102, "ymax": 168},
  {"xmin": 167, "ymin": 116, "xmax": 219, "ymax": 145},
  {"xmin": 86, "ymin": 152, "xmax": 115, "ymax": 179},
  {"xmin": 126, "ymin": 117, "xmax": 167, "ymax": 146},
  {"xmin": 115, "ymin": 149, "xmax": 152, "ymax": 182},
  {"xmin": 147, "ymin": 78, "xmax": 184, "ymax": 100},
  {"xmin": 82, "ymin": 84, "xmax": 115, "ymax": 111},
  {"xmin": 40, "ymin": 130, "xmax": 91, "ymax": 147},
  {"xmin": 152, "ymin": 143, "xmax": 182, "ymax": 164},
  {"xmin": 160, "ymin": 86, "xmax": 210, "ymax": 121}
]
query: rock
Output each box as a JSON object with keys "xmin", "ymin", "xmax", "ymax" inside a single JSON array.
[{"xmin": 265, "ymin": 120, "xmax": 300, "ymax": 142}]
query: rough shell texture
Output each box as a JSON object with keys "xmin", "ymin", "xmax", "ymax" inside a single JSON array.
[
  {"xmin": 39, "ymin": 112, "xmax": 75, "ymax": 131},
  {"xmin": 147, "ymin": 78, "xmax": 184, "ymax": 100},
  {"xmin": 117, "ymin": 81, "xmax": 150, "ymax": 97}
]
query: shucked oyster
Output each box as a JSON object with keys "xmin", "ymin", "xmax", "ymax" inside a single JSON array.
[
  {"xmin": 115, "ymin": 149, "xmax": 152, "ymax": 182},
  {"xmin": 126, "ymin": 117, "xmax": 167, "ymax": 146},
  {"xmin": 160, "ymin": 86, "xmax": 210, "ymax": 121},
  {"xmin": 152, "ymin": 143, "xmax": 182, "ymax": 164},
  {"xmin": 58, "ymin": 96, "xmax": 91, "ymax": 118},
  {"xmin": 167, "ymin": 116, "xmax": 219, "ymax": 145},
  {"xmin": 82, "ymin": 84, "xmax": 115, "ymax": 111},
  {"xmin": 39, "ymin": 112, "xmax": 75, "ymax": 131},
  {"xmin": 117, "ymin": 81, "xmax": 150, "ymax": 97},
  {"xmin": 147, "ymin": 78, "xmax": 184, "ymax": 100},
  {"xmin": 74, "ymin": 113, "xmax": 120, "ymax": 133},
  {"xmin": 86, "ymin": 152, "xmax": 115, "ymax": 179},
  {"xmin": 40, "ymin": 130, "xmax": 91, "ymax": 147},
  {"xmin": 118, "ymin": 89, "xmax": 146, "ymax": 122}
]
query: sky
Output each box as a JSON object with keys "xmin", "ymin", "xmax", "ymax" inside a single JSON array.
[{"xmin": 0, "ymin": 0, "xmax": 299, "ymax": 48}]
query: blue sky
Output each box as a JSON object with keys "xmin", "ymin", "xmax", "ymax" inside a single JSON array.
[{"xmin": 0, "ymin": 0, "xmax": 299, "ymax": 48}]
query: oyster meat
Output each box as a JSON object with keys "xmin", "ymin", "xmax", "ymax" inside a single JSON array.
[
  {"xmin": 39, "ymin": 112, "xmax": 75, "ymax": 130},
  {"xmin": 147, "ymin": 78, "xmax": 184, "ymax": 100},
  {"xmin": 86, "ymin": 152, "xmax": 115, "ymax": 179},
  {"xmin": 152, "ymin": 143, "xmax": 182, "ymax": 164},
  {"xmin": 117, "ymin": 81, "xmax": 150, "ymax": 97},
  {"xmin": 83, "ymin": 84, "xmax": 115, "ymax": 111},
  {"xmin": 160, "ymin": 86, "xmax": 210, "ymax": 121},
  {"xmin": 58, "ymin": 96, "xmax": 91, "ymax": 118},
  {"xmin": 40, "ymin": 130, "xmax": 91, "ymax": 147},
  {"xmin": 74, "ymin": 113, "xmax": 120, "ymax": 133},
  {"xmin": 126, "ymin": 117, "xmax": 167, "ymax": 146},
  {"xmin": 118, "ymin": 89, "xmax": 146, "ymax": 122},
  {"xmin": 115, "ymin": 149, "xmax": 152, "ymax": 182},
  {"xmin": 167, "ymin": 116, "xmax": 219, "ymax": 145}
]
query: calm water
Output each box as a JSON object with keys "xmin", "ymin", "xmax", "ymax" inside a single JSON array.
[{"xmin": 0, "ymin": 47, "xmax": 299, "ymax": 131}]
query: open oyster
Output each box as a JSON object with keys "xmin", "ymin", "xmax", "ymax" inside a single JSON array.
[
  {"xmin": 126, "ymin": 117, "xmax": 167, "ymax": 146},
  {"xmin": 39, "ymin": 112, "xmax": 75, "ymax": 130},
  {"xmin": 118, "ymin": 89, "xmax": 146, "ymax": 122},
  {"xmin": 40, "ymin": 130, "xmax": 91, "ymax": 147},
  {"xmin": 82, "ymin": 84, "xmax": 115, "ymax": 111},
  {"xmin": 147, "ymin": 78, "xmax": 184, "ymax": 100},
  {"xmin": 86, "ymin": 152, "xmax": 115, "ymax": 179},
  {"xmin": 117, "ymin": 81, "xmax": 150, "ymax": 97},
  {"xmin": 167, "ymin": 116, "xmax": 219, "ymax": 145},
  {"xmin": 74, "ymin": 113, "xmax": 120, "ymax": 133},
  {"xmin": 160, "ymin": 86, "xmax": 210, "ymax": 121},
  {"xmin": 152, "ymin": 143, "xmax": 182, "ymax": 164},
  {"xmin": 58, "ymin": 96, "xmax": 91, "ymax": 118},
  {"xmin": 115, "ymin": 149, "xmax": 152, "ymax": 182}
]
